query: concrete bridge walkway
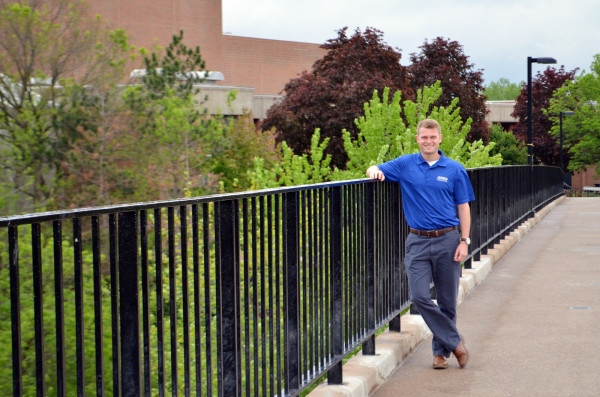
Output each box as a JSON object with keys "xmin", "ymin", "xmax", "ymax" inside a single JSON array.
[{"xmin": 311, "ymin": 197, "xmax": 600, "ymax": 397}]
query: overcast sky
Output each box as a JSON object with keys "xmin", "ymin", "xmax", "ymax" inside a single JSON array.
[{"xmin": 222, "ymin": 0, "xmax": 599, "ymax": 85}]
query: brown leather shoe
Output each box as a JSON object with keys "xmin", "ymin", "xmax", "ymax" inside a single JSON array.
[
  {"xmin": 453, "ymin": 339, "xmax": 469, "ymax": 368},
  {"xmin": 432, "ymin": 355, "xmax": 448, "ymax": 369}
]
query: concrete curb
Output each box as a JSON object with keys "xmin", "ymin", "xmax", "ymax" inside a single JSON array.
[{"xmin": 309, "ymin": 195, "xmax": 565, "ymax": 397}]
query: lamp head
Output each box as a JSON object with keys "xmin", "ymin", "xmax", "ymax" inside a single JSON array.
[
  {"xmin": 560, "ymin": 111, "xmax": 575, "ymax": 116},
  {"xmin": 532, "ymin": 57, "xmax": 557, "ymax": 64}
]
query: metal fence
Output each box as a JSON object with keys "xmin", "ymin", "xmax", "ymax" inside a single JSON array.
[{"xmin": 0, "ymin": 165, "xmax": 563, "ymax": 396}]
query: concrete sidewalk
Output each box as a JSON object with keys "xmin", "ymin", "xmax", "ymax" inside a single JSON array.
[{"xmin": 310, "ymin": 197, "xmax": 600, "ymax": 397}]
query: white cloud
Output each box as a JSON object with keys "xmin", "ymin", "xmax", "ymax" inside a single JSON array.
[{"xmin": 223, "ymin": 0, "xmax": 600, "ymax": 83}]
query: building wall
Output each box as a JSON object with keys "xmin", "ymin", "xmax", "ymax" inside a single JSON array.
[
  {"xmin": 221, "ymin": 35, "xmax": 324, "ymax": 95},
  {"xmin": 89, "ymin": 0, "xmax": 224, "ymax": 77},
  {"xmin": 571, "ymin": 167, "xmax": 600, "ymax": 190},
  {"xmin": 88, "ymin": 0, "xmax": 324, "ymax": 96}
]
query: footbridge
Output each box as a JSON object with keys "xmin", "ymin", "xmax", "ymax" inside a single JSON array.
[{"xmin": 3, "ymin": 165, "xmax": 590, "ymax": 396}]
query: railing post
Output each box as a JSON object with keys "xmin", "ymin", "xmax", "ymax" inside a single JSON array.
[
  {"xmin": 215, "ymin": 200, "xmax": 241, "ymax": 397},
  {"xmin": 118, "ymin": 211, "xmax": 142, "ymax": 397},
  {"xmin": 363, "ymin": 183, "xmax": 376, "ymax": 353},
  {"xmin": 283, "ymin": 192, "xmax": 301, "ymax": 392},
  {"xmin": 328, "ymin": 186, "xmax": 344, "ymax": 384}
]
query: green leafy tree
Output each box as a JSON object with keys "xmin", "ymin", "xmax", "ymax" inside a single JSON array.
[
  {"xmin": 488, "ymin": 123, "xmax": 527, "ymax": 165},
  {"xmin": 121, "ymin": 31, "xmax": 221, "ymax": 201},
  {"xmin": 262, "ymin": 27, "xmax": 413, "ymax": 169},
  {"xmin": 485, "ymin": 78, "xmax": 523, "ymax": 100},
  {"xmin": 134, "ymin": 29, "xmax": 205, "ymax": 101},
  {"xmin": 546, "ymin": 54, "xmax": 600, "ymax": 172},
  {"xmin": 249, "ymin": 129, "xmax": 332, "ymax": 189},
  {"xmin": 337, "ymin": 82, "xmax": 502, "ymax": 180},
  {"xmin": 209, "ymin": 110, "xmax": 277, "ymax": 192},
  {"xmin": 0, "ymin": 0, "xmax": 134, "ymax": 213}
]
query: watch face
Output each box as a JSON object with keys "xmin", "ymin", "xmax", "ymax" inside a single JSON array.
[{"xmin": 462, "ymin": 237, "xmax": 471, "ymax": 245}]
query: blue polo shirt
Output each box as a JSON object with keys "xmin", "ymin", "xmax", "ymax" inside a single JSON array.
[{"xmin": 378, "ymin": 150, "xmax": 475, "ymax": 230}]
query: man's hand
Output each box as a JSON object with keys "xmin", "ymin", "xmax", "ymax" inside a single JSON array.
[
  {"xmin": 454, "ymin": 241, "xmax": 468, "ymax": 263},
  {"xmin": 366, "ymin": 166, "xmax": 385, "ymax": 181}
]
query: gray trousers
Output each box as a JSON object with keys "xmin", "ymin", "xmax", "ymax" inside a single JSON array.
[{"xmin": 404, "ymin": 229, "xmax": 462, "ymax": 357}]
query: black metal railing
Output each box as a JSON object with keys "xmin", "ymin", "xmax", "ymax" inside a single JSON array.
[{"xmin": 0, "ymin": 165, "xmax": 563, "ymax": 396}]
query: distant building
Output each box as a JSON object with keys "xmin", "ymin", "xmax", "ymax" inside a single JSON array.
[
  {"xmin": 89, "ymin": 0, "xmax": 325, "ymax": 119},
  {"xmin": 485, "ymin": 100, "xmax": 518, "ymax": 130}
]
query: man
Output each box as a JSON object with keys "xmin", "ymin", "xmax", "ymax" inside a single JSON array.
[{"xmin": 366, "ymin": 118, "xmax": 474, "ymax": 369}]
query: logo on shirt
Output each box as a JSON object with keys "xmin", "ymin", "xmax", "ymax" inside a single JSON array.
[{"xmin": 437, "ymin": 176, "xmax": 448, "ymax": 183}]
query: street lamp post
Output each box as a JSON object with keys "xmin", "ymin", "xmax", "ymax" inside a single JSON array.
[
  {"xmin": 559, "ymin": 111, "xmax": 575, "ymax": 173},
  {"xmin": 527, "ymin": 57, "xmax": 557, "ymax": 165}
]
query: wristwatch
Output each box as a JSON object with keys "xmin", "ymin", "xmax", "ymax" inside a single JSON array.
[{"xmin": 460, "ymin": 237, "xmax": 471, "ymax": 245}]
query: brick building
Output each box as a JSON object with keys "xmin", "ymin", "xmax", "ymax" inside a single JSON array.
[{"xmin": 89, "ymin": 0, "xmax": 325, "ymax": 116}]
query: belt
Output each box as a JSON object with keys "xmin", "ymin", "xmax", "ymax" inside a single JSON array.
[{"xmin": 409, "ymin": 226, "xmax": 456, "ymax": 237}]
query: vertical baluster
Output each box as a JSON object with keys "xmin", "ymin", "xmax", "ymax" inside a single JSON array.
[
  {"xmin": 92, "ymin": 216, "xmax": 105, "ymax": 396},
  {"xmin": 267, "ymin": 195, "xmax": 275, "ymax": 396},
  {"xmin": 274, "ymin": 196, "xmax": 283, "ymax": 396},
  {"xmin": 215, "ymin": 199, "xmax": 240, "ymax": 396},
  {"xmin": 242, "ymin": 199, "xmax": 251, "ymax": 396},
  {"xmin": 306, "ymin": 191, "xmax": 314, "ymax": 378},
  {"xmin": 283, "ymin": 191, "xmax": 301, "ymax": 392},
  {"xmin": 300, "ymin": 191, "xmax": 307, "ymax": 383},
  {"xmin": 53, "ymin": 221, "xmax": 66, "ymax": 397},
  {"xmin": 73, "ymin": 218, "xmax": 85, "ymax": 396},
  {"xmin": 30, "ymin": 223, "xmax": 46, "ymax": 397},
  {"xmin": 328, "ymin": 186, "xmax": 343, "ymax": 384},
  {"xmin": 9, "ymin": 225, "xmax": 23, "ymax": 397},
  {"xmin": 202, "ymin": 203, "xmax": 213, "ymax": 396},
  {"xmin": 167, "ymin": 207, "xmax": 178, "ymax": 396},
  {"xmin": 109, "ymin": 214, "xmax": 121, "ymax": 397},
  {"xmin": 118, "ymin": 211, "xmax": 142, "ymax": 397},
  {"xmin": 154, "ymin": 209, "xmax": 165, "ymax": 397},
  {"xmin": 140, "ymin": 210, "xmax": 151, "ymax": 396},
  {"xmin": 180, "ymin": 206, "xmax": 191, "ymax": 397},
  {"xmin": 251, "ymin": 197, "xmax": 259, "ymax": 395},
  {"xmin": 259, "ymin": 196, "xmax": 268, "ymax": 395},
  {"xmin": 191, "ymin": 204, "xmax": 202, "ymax": 397}
]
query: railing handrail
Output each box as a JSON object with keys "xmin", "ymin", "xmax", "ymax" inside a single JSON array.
[
  {"xmin": 0, "ymin": 178, "xmax": 372, "ymax": 227},
  {"xmin": 0, "ymin": 163, "xmax": 563, "ymax": 226}
]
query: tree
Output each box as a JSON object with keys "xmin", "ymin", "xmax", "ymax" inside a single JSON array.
[
  {"xmin": 546, "ymin": 54, "xmax": 600, "ymax": 172},
  {"xmin": 511, "ymin": 66, "xmax": 578, "ymax": 166},
  {"xmin": 262, "ymin": 27, "xmax": 413, "ymax": 169},
  {"xmin": 120, "ymin": 31, "xmax": 219, "ymax": 201},
  {"xmin": 485, "ymin": 78, "xmax": 523, "ymax": 101},
  {"xmin": 250, "ymin": 83, "xmax": 502, "ymax": 188},
  {"xmin": 488, "ymin": 123, "xmax": 527, "ymax": 165},
  {"xmin": 209, "ymin": 109, "xmax": 277, "ymax": 192},
  {"xmin": 408, "ymin": 37, "xmax": 489, "ymax": 143},
  {"xmin": 338, "ymin": 83, "xmax": 501, "ymax": 180},
  {"xmin": 0, "ymin": 0, "xmax": 134, "ymax": 213},
  {"xmin": 249, "ymin": 129, "xmax": 332, "ymax": 189}
]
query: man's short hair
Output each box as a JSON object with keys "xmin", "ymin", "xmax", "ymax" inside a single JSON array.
[{"xmin": 417, "ymin": 119, "xmax": 441, "ymax": 135}]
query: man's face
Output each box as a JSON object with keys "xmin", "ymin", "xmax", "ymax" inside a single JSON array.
[{"xmin": 415, "ymin": 127, "xmax": 442, "ymax": 156}]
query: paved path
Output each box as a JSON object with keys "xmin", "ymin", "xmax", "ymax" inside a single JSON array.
[{"xmin": 372, "ymin": 197, "xmax": 600, "ymax": 396}]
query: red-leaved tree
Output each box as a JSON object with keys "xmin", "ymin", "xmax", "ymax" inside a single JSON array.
[
  {"xmin": 511, "ymin": 66, "xmax": 577, "ymax": 166},
  {"xmin": 408, "ymin": 37, "xmax": 489, "ymax": 142},
  {"xmin": 262, "ymin": 27, "xmax": 413, "ymax": 169}
]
